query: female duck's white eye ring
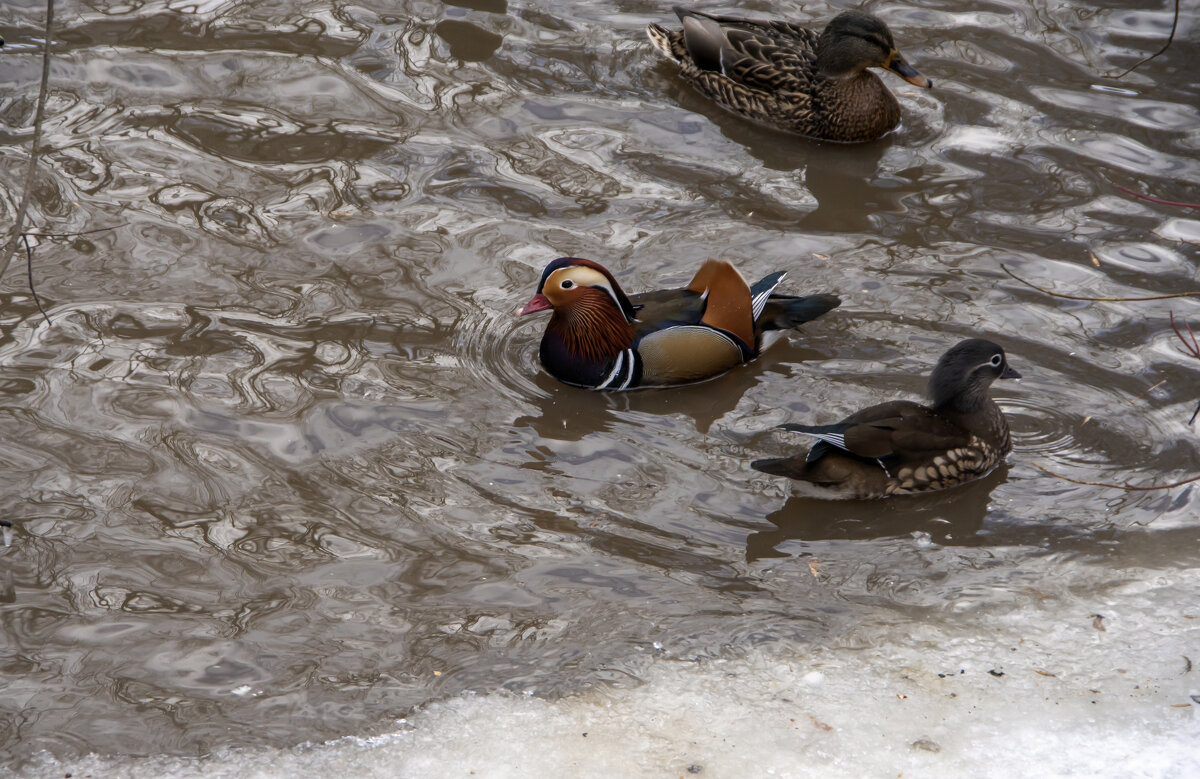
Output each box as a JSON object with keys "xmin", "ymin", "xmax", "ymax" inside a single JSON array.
[
  {"xmin": 990, "ymin": 354, "xmax": 1002, "ymax": 367},
  {"xmin": 561, "ymin": 279, "xmax": 575, "ymax": 289}
]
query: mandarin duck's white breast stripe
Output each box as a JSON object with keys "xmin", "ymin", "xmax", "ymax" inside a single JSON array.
[
  {"xmin": 595, "ymin": 349, "xmax": 637, "ymax": 390},
  {"xmin": 596, "ymin": 351, "xmax": 625, "ymax": 389},
  {"xmin": 616, "ymin": 349, "xmax": 637, "ymax": 390}
]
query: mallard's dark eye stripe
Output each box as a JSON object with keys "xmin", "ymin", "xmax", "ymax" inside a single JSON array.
[{"xmin": 849, "ymin": 32, "xmax": 891, "ymax": 51}]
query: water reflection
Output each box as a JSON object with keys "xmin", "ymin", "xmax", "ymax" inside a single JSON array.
[
  {"xmin": 746, "ymin": 468, "xmax": 1006, "ymax": 562},
  {"xmin": 2, "ymin": 0, "xmax": 1200, "ymax": 770},
  {"xmin": 434, "ymin": 20, "xmax": 504, "ymax": 62}
]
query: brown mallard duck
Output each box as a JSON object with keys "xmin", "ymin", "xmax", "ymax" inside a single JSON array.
[{"xmin": 647, "ymin": 7, "xmax": 932, "ymax": 142}]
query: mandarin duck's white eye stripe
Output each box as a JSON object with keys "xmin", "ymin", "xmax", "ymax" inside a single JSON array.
[{"xmin": 598, "ymin": 284, "xmax": 628, "ymax": 318}]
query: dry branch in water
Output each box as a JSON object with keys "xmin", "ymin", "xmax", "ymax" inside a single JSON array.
[
  {"xmin": 1170, "ymin": 312, "xmax": 1200, "ymax": 424},
  {"xmin": 0, "ymin": 0, "xmax": 55, "ymax": 284},
  {"xmin": 1035, "ymin": 463, "xmax": 1200, "ymax": 492},
  {"xmin": 1109, "ymin": 0, "xmax": 1181, "ymax": 79},
  {"xmin": 1116, "ymin": 185, "xmax": 1200, "ymax": 211},
  {"xmin": 21, "ymin": 236, "xmax": 51, "ymax": 324},
  {"xmin": 1000, "ymin": 264, "xmax": 1200, "ymax": 302}
]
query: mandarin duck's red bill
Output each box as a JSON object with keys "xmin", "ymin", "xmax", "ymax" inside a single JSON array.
[
  {"xmin": 752, "ymin": 339, "xmax": 1021, "ymax": 500},
  {"xmin": 646, "ymin": 8, "xmax": 931, "ymax": 143},
  {"xmin": 518, "ymin": 257, "xmax": 840, "ymax": 390}
]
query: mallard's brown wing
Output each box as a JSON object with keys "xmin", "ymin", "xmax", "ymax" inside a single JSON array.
[{"xmin": 675, "ymin": 9, "xmax": 820, "ymax": 94}]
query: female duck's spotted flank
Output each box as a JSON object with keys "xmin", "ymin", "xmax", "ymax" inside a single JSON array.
[
  {"xmin": 647, "ymin": 8, "xmax": 931, "ymax": 142},
  {"xmin": 752, "ymin": 339, "xmax": 1020, "ymax": 499},
  {"xmin": 519, "ymin": 257, "xmax": 840, "ymax": 390}
]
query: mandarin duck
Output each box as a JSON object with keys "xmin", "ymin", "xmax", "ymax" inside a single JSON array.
[
  {"xmin": 752, "ymin": 339, "xmax": 1020, "ymax": 499},
  {"xmin": 647, "ymin": 8, "xmax": 932, "ymax": 142},
  {"xmin": 518, "ymin": 257, "xmax": 840, "ymax": 390}
]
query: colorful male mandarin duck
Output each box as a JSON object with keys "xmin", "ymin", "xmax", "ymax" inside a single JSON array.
[
  {"xmin": 753, "ymin": 339, "xmax": 1020, "ymax": 499},
  {"xmin": 647, "ymin": 8, "xmax": 932, "ymax": 142},
  {"xmin": 518, "ymin": 257, "xmax": 840, "ymax": 390}
]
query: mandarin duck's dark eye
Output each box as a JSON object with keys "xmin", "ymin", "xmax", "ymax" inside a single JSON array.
[
  {"xmin": 990, "ymin": 354, "xmax": 1002, "ymax": 367},
  {"xmin": 561, "ymin": 280, "xmax": 574, "ymax": 289}
]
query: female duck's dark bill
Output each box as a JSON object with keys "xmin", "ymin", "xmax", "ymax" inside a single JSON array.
[
  {"xmin": 887, "ymin": 54, "xmax": 932, "ymax": 88},
  {"xmin": 518, "ymin": 293, "xmax": 553, "ymax": 316}
]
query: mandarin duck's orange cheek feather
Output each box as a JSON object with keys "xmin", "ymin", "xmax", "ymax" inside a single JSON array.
[
  {"xmin": 521, "ymin": 257, "xmax": 839, "ymax": 390},
  {"xmin": 753, "ymin": 339, "xmax": 1021, "ymax": 499}
]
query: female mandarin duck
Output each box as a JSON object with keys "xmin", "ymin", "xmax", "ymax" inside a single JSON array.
[
  {"xmin": 753, "ymin": 339, "xmax": 1020, "ymax": 499},
  {"xmin": 647, "ymin": 8, "xmax": 932, "ymax": 142},
  {"xmin": 518, "ymin": 257, "xmax": 840, "ymax": 390}
]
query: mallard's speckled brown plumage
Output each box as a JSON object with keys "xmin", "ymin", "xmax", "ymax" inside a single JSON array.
[
  {"xmin": 647, "ymin": 8, "xmax": 931, "ymax": 142},
  {"xmin": 752, "ymin": 339, "xmax": 1020, "ymax": 499}
]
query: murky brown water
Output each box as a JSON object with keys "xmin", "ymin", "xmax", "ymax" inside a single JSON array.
[{"xmin": 1, "ymin": 0, "xmax": 1198, "ymax": 769}]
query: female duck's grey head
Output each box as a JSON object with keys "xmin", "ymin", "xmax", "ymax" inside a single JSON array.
[
  {"xmin": 929, "ymin": 338, "xmax": 1020, "ymax": 411},
  {"xmin": 816, "ymin": 10, "xmax": 932, "ymax": 88}
]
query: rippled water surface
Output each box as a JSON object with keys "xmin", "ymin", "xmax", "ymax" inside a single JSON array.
[{"xmin": 1, "ymin": 0, "xmax": 1198, "ymax": 769}]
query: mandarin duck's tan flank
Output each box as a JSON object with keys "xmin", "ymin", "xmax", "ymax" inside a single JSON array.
[
  {"xmin": 752, "ymin": 339, "xmax": 1020, "ymax": 499},
  {"xmin": 647, "ymin": 8, "xmax": 931, "ymax": 142},
  {"xmin": 518, "ymin": 257, "xmax": 840, "ymax": 390}
]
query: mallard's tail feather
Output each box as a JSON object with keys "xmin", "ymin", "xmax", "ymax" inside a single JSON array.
[{"xmin": 646, "ymin": 23, "xmax": 683, "ymax": 61}]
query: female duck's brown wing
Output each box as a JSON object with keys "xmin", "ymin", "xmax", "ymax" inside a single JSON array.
[
  {"xmin": 676, "ymin": 10, "xmax": 819, "ymax": 94},
  {"xmin": 783, "ymin": 401, "xmax": 973, "ymax": 463}
]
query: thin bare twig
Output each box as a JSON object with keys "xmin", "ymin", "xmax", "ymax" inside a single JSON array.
[
  {"xmin": 21, "ymin": 235, "xmax": 51, "ymax": 325},
  {"xmin": 1116, "ymin": 185, "xmax": 1200, "ymax": 210},
  {"xmin": 1171, "ymin": 312, "xmax": 1200, "ymax": 358},
  {"xmin": 1135, "ymin": 379, "xmax": 1167, "ymax": 400},
  {"xmin": 1170, "ymin": 312, "xmax": 1200, "ymax": 424},
  {"xmin": 0, "ymin": 0, "xmax": 55, "ymax": 283},
  {"xmin": 1001, "ymin": 264, "xmax": 1200, "ymax": 302},
  {"xmin": 22, "ymin": 224, "xmax": 129, "ymax": 239},
  {"xmin": 1110, "ymin": 0, "xmax": 1180, "ymax": 79},
  {"xmin": 1035, "ymin": 462, "xmax": 1200, "ymax": 491}
]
